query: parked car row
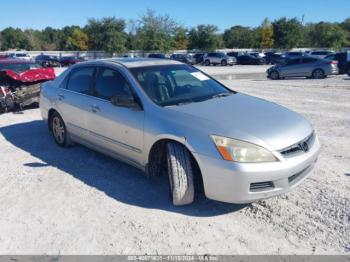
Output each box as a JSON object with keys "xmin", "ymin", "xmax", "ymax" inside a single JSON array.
[
  {"xmin": 1, "ymin": 52, "xmax": 87, "ymax": 68},
  {"xmin": 35, "ymin": 55, "xmax": 86, "ymax": 67}
]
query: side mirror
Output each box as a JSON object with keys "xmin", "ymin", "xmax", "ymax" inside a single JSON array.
[{"xmin": 111, "ymin": 94, "xmax": 141, "ymax": 110}]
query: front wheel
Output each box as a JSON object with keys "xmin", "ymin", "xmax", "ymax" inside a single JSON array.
[
  {"xmin": 166, "ymin": 142, "xmax": 195, "ymax": 206},
  {"xmin": 204, "ymin": 60, "xmax": 210, "ymax": 66},
  {"xmin": 269, "ymin": 70, "xmax": 280, "ymax": 80},
  {"xmin": 221, "ymin": 60, "xmax": 227, "ymax": 66},
  {"xmin": 50, "ymin": 112, "xmax": 72, "ymax": 147}
]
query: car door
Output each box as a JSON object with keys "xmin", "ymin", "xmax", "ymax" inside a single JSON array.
[
  {"xmin": 86, "ymin": 66, "xmax": 145, "ymax": 166},
  {"xmin": 55, "ymin": 66, "xmax": 97, "ymax": 141},
  {"xmin": 300, "ymin": 57, "xmax": 318, "ymax": 75},
  {"xmin": 280, "ymin": 58, "xmax": 303, "ymax": 77}
]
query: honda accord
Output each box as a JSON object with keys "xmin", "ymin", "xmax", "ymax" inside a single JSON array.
[{"xmin": 40, "ymin": 58, "xmax": 320, "ymax": 205}]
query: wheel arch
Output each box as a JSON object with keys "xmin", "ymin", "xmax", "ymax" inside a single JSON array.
[
  {"xmin": 146, "ymin": 136, "xmax": 203, "ymax": 187},
  {"xmin": 47, "ymin": 108, "xmax": 59, "ymax": 131}
]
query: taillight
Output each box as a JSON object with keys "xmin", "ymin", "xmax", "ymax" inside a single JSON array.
[{"xmin": 326, "ymin": 61, "xmax": 338, "ymax": 65}]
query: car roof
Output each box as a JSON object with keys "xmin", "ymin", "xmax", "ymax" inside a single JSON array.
[{"xmin": 87, "ymin": 58, "xmax": 183, "ymax": 68}]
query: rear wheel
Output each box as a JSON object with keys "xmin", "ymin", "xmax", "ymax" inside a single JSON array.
[
  {"xmin": 269, "ymin": 70, "xmax": 280, "ymax": 80},
  {"xmin": 312, "ymin": 69, "xmax": 325, "ymax": 79},
  {"xmin": 166, "ymin": 142, "xmax": 194, "ymax": 206},
  {"xmin": 204, "ymin": 60, "xmax": 210, "ymax": 66}
]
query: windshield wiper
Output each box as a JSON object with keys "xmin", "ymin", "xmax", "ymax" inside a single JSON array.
[
  {"xmin": 164, "ymin": 99, "xmax": 194, "ymax": 107},
  {"xmin": 211, "ymin": 92, "xmax": 232, "ymax": 99}
]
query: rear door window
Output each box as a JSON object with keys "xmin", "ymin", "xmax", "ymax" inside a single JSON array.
[
  {"xmin": 94, "ymin": 67, "xmax": 132, "ymax": 100},
  {"xmin": 67, "ymin": 67, "xmax": 95, "ymax": 95}
]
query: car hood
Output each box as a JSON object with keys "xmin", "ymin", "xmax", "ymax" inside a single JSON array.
[{"xmin": 168, "ymin": 93, "xmax": 313, "ymax": 151}]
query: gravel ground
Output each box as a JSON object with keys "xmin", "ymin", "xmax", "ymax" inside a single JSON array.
[{"xmin": 0, "ymin": 66, "xmax": 349, "ymax": 255}]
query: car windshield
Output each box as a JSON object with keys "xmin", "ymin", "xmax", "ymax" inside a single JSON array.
[
  {"xmin": 130, "ymin": 64, "xmax": 234, "ymax": 107},
  {"xmin": 0, "ymin": 63, "xmax": 41, "ymax": 73}
]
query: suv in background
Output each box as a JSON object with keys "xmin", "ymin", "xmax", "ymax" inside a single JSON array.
[
  {"xmin": 148, "ymin": 53, "xmax": 166, "ymax": 59},
  {"xmin": 8, "ymin": 52, "xmax": 32, "ymax": 61},
  {"xmin": 284, "ymin": 51, "xmax": 306, "ymax": 59},
  {"xmin": 309, "ymin": 50, "xmax": 335, "ymax": 59},
  {"xmin": 324, "ymin": 52, "xmax": 350, "ymax": 75},
  {"xmin": 192, "ymin": 53, "xmax": 204, "ymax": 64},
  {"xmin": 170, "ymin": 54, "xmax": 191, "ymax": 64},
  {"xmin": 203, "ymin": 52, "xmax": 236, "ymax": 66},
  {"xmin": 35, "ymin": 55, "xmax": 61, "ymax": 67}
]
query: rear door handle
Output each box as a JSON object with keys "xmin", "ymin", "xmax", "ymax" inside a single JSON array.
[{"xmin": 89, "ymin": 105, "xmax": 100, "ymax": 113}]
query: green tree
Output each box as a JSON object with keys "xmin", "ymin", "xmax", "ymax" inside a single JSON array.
[
  {"xmin": 260, "ymin": 18, "xmax": 274, "ymax": 49},
  {"xmin": 135, "ymin": 9, "xmax": 178, "ymax": 52},
  {"xmin": 0, "ymin": 27, "xmax": 30, "ymax": 50},
  {"xmin": 188, "ymin": 24, "xmax": 222, "ymax": 50},
  {"xmin": 308, "ymin": 22, "xmax": 349, "ymax": 49},
  {"xmin": 272, "ymin": 17, "xmax": 304, "ymax": 49},
  {"xmin": 174, "ymin": 27, "xmax": 188, "ymax": 50},
  {"xmin": 223, "ymin": 26, "xmax": 256, "ymax": 48},
  {"xmin": 85, "ymin": 17, "xmax": 127, "ymax": 53},
  {"xmin": 68, "ymin": 28, "xmax": 89, "ymax": 50}
]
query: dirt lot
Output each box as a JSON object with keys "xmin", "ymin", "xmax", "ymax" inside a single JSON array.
[{"xmin": 0, "ymin": 66, "xmax": 349, "ymax": 254}]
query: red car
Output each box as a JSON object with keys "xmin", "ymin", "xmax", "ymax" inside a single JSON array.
[
  {"xmin": 59, "ymin": 56, "xmax": 86, "ymax": 67},
  {"xmin": 0, "ymin": 59, "xmax": 55, "ymax": 113}
]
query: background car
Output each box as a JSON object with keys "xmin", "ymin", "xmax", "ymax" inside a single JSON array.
[
  {"xmin": 170, "ymin": 54, "xmax": 191, "ymax": 64},
  {"xmin": 148, "ymin": 53, "xmax": 166, "ymax": 59},
  {"xmin": 8, "ymin": 52, "xmax": 32, "ymax": 61},
  {"xmin": 35, "ymin": 55, "xmax": 61, "ymax": 67},
  {"xmin": 265, "ymin": 53, "xmax": 286, "ymax": 65},
  {"xmin": 59, "ymin": 56, "xmax": 86, "ymax": 66},
  {"xmin": 309, "ymin": 50, "xmax": 335, "ymax": 59},
  {"xmin": 0, "ymin": 58, "xmax": 55, "ymax": 112},
  {"xmin": 283, "ymin": 51, "xmax": 306, "ymax": 60},
  {"xmin": 226, "ymin": 51, "xmax": 244, "ymax": 59},
  {"xmin": 248, "ymin": 52, "xmax": 266, "ymax": 58},
  {"xmin": 203, "ymin": 52, "xmax": 236, "ymax": 66},
  {"xmin": 324, "ymin": 52, "xmax": 350, "ymax": 75},
  {"xmin": 192, "ymin": 53, "xmax": 204, "ymax": 64},
  {"xmin": 236, "ymin": 54, "xmax": 265, "ymax": 65},
  {"xmin": 267, "ymin": 57, "xmax": 338, "ymax": 80}
]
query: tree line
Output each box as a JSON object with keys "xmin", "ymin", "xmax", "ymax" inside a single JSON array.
[{"xmin": 0, "ymin": 10, "xmax": 349, "ymax": 53}]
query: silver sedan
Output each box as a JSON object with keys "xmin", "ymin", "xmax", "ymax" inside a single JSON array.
[
  {"xmin": 267, "ymin": 56, "xmax": 338, "ymax": 79},
  {"xmin": 40, "ymin": 58, "xmax": 320, "ymax": 206}
]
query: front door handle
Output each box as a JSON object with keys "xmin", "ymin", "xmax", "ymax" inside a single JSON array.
[
  {"xmin": 89, "ymin": 105, "xmax": 100, "ymax": 113},
  {"xmin": 58, "ymin": 94, "xmax": 65, "ymax": 101}
]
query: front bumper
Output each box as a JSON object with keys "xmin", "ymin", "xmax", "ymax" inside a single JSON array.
[{"xmin": 193, "ymin": 136, "xmax": 321, "ymax": 204}]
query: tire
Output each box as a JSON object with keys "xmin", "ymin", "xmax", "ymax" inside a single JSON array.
[
  {"xmin": 166, "ymin": 142, "xmax": 195, "ymax": 206},
  {"xmin": 312, "ymin": 69, "xmax": 325, "ymax": 79},
  {"xmin": 269, "ymin": 70, "xmax": 280, "ymax": 80},
  {"xmin": 347, "ymin": 69, "xmax": 350, "ymax": 77},
  {"xmin": 50, "ymin": 112, "xmax": 72, "ymax": 147},
  {"xmin": 204, "ymin": 60, "xmax": 210, "ymax": 66},
  {"xmin": 221, "ymin": 60, "xmax": 227, "ymax": 66}
]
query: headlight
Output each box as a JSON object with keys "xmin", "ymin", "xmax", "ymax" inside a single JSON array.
[{"xmin": 211, "ymin": 135, "xmax": 278, "ymax": 163}]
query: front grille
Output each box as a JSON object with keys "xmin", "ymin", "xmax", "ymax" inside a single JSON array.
[
  {"xmin": 280, "ymin": 132, "xmax": 315, "ymax": 158},
  {"xmin": 250, "ymin": 181, "xmax": 274, "ymax": 192}
]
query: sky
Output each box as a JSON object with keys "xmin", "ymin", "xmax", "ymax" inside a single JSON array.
[{"xmin": 0, "ymin": 0, "xmax": 349, "ymax": 31}]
